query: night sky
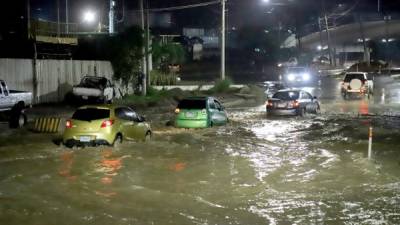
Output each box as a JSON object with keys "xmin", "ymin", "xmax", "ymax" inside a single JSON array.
[{"xmin": 3, "ymin": 0, "xmax": 400, "ymax": 29}]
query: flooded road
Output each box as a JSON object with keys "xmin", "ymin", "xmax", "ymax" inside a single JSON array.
[{"xmin": 1, "ymin": 76, "xmax": 400, "ymax": 224}]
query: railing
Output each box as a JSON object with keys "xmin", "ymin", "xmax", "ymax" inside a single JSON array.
[{"xmin": 28, "ymin": 19, "xmax": 107, "ymax": 38}]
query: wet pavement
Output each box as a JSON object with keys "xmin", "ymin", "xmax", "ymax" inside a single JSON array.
[{"xmin": 1, "ymin": 76, "xmax": 400, "ymax": 224}]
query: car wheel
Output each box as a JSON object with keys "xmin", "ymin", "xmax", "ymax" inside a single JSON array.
[
  {"xmin": 144, "ymin": 131, "xmax": 152, "ymax": 142},
  {"xmin": 314, "ymin": 104, "xmax": 321, "ymax": 114},
  {"xmin": 64, "ymin": 140, "xmax": 74, "ymax": 148},
  {"xmin": 112, "ymin": 134, "xmax": 123, "ymax": 147},
  {"xmin": 9, "ymin": 111, "xmax": 27, "ymax": 129},
  {"xmin": 298, "ymin": 107, "xmax": 306, "ymax": 117}
]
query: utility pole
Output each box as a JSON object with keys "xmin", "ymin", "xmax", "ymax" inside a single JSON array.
[
  {"xmin": 140, "ymin": 0, "xmax": 147, "ymax": 96},
  {"xmin": 377, "ymin": 0, "xmax": 380, "ymax": 13},
  {"xmin": 358, "ymin": 15, "xmax": 369, "ymax": 66},
  {"xmin": 384, "ymin": 15, "xmax": 391, "ymax": 62},
  {"xmin": 66, "ymin": 0, "xmax": 69, "ymax": 33},
  {"xmin": 109, "ymin": 0, "xmax": 115, "ymax": 34},
  {"xmin": 146, "ymin": 0, "xmax": 151, "ymax": 88},
  {"xmin": 27, "ymin": 0, "xmax": 31, "ymax": 38},
  {"xmin": 324, "ymin": 14, "xmax": 333, "ymax": 66},
  {"xmin": 221, "ymin": 0, "xmax": 226, "ymax": 80},
  {"xmin": 57, "ymin": 0, "xmax": 60, "ymax": 36}
]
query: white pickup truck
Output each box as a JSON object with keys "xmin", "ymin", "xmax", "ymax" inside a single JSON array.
[
  {"xmin": 0, "ymin": 80, "xmax": 32, "ymax": 128},
  {"xmin": 341, "ymin": 72, "xmax": 374, "ymax": 99},
  {"xmin": 72, "ymin": 76, "xmax": 114, "ymax": 103}
]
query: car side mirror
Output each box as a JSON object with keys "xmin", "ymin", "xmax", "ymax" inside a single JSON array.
[{"xmin": 137, "ymin": 115, "xmax": 145, "ymax": 122}]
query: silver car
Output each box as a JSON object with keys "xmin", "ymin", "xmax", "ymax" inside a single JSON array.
[{"xmin": 266, "ymin": 89, "xmax": 320, "ymax": 116}]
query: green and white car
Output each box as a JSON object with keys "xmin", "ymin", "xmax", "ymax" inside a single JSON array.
[{"xmin": 174, "ymin": 97, "xmax": 228, "ymax": 128}]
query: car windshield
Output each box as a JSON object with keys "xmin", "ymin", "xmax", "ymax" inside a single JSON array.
[
  {"xmin": 80, "ymin": 77, "xmax": 107, "ymax": 88},
  {"xmin": 273, "ymin": 91, "xmax": 300, "ymax": 100},
  {"xmin": 72, "ymin": 108, "xmax": 110, "ymax": 121},
  {"xmin": 344, "ymin": 74, "xmax": 366, "ymax": 82},
  {"xmin": 287, "ymin": 68, "xmax": 307, "ymax": 74},
  {"xmin": 178, "ymin": 99, "xmax": 207, "ymax": 109}
]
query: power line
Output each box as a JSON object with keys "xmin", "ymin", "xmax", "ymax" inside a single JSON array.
[
  {"xmin": 127, "ymin": 0, "xmax": 221, "ymax": 13},
  {"xmin": 150, "ymin": 0, "xmax": 221, "ymax": 12}
]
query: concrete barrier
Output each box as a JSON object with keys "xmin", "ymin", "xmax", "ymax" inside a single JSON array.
[{"xmin": 33, "ymin": 117, "xmax": 62, "ymax": 133}]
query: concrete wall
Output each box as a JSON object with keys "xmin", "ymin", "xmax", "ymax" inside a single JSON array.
[{"xmin": 0, "ymin": 58, "xmax": 113, "ymax": 104}]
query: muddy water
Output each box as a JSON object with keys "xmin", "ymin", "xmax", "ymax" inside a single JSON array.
[{"xmin": 1, "ymin": 103, "xmax": 400, "ymax": 225}]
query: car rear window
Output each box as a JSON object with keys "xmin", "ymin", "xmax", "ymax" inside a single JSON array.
[
  {"xmin": 178, "ymin": 99, "xmax": 207, "ymax": 109},
  {"xmin": 344, "ymin": 74, "xmax": 366, "ymax": 82},
  {"xmin": 273, "ymin": 91, "xmax": 299, "ymax": 100},
  {"xmin": 72, "ymin": 108, "xmax": 110, "ymax": 121}
]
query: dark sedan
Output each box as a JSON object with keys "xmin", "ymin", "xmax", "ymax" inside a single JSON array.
[{"xmin": 266, "ymin": 89, "xmax": 320, "ymax": 116}]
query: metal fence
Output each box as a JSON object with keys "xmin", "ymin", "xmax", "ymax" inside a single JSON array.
[{"xmin": 0, "ymin": 58, "xmax": 113, "ymax": 103}]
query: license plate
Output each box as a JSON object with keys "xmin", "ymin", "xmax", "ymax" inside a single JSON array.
[
  {"xmin": 185, "ymin": 112, "xmax": 196, "ymax": 118},
  {"xmin": 79, "ymin": 136, "xmax": 91, "ymax": 142},
  {"xmin": 277, "ymin": 103, "xmax": 287, "ymax": 108}
]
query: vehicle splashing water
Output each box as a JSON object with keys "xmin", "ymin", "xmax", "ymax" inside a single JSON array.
[{"xmin": 1, "ymin": 104, "xmax": 400, "ymax": 224}]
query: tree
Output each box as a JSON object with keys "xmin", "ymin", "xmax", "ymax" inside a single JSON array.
[
  {"xmin": 109, "ymin": 26, "xmax": 144, "ymax": 83},
  {"xmin": 152, "ymin": 40, "xmax": 186, "ymax": 72}
]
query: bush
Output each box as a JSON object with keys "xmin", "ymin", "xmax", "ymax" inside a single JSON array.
[
  {"xmin": 209, "ymin": 78, "xmax": 233, "ymax": 93},
  {"xmin": 150, "ymin": 70, "xmax": 178, "ymax": 85}
]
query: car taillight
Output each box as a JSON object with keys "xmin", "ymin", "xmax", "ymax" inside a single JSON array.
[
  {"xmin": 266, "ymin": 100, "xmax": 273, "ymax": 107},
  {"xmin": 101, "ymin": 119, "xmax": 114, "ymax": 128},
  {"xmin": 175, "ymin": 108, "xmax": 180, "ymax": 114},
  {"xmin": 66, "ymin": 120, "xmax": 73, "ymax": 129},
  {"xmin": 289, "ymin": 100, "xmax": 300, "ymax": 108}
]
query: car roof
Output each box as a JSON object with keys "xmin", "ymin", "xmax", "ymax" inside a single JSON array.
[
  {"xmin": 182, "ymin": 96, "xmax": 212, "ymax": 101},
  {"xmin": 78, "ymin": 104, "xmax": 123, "ymax": 110},
  {"xmin": 276, "ymin": 88, "xmax": 302, "ymax": 93},
  {"xmin": 345, "ymin": 72, "xmax": 367, "ymax": 75}
]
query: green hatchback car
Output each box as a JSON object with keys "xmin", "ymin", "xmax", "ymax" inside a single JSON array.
[
  {"xmin": 63, "ymin": 105, "xmax": 151, "ymax": 148},
  {"xmin": 174, "ymin": 97, "xmax": 228, "ymax": 128}
]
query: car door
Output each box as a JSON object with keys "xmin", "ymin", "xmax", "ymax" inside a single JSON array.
[
  {"xmin": 300, "ymin": 91, "xmax": 314, "ymax": 113},
  {"xmin": 0, "ymin": 81, "xmax": 13, "ymax": 109},
  {"xmin": 115, "ymin": 107, "xmax": 142, "ymax": 140},
  {"xmin": 212, "ymin": 99, "xmax": 228, "ymax": 125},
  {"xmin": 125, "ymin": 107, "xmax": 147, "ymax": 140}
]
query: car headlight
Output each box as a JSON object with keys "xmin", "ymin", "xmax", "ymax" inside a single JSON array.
[
  {"xmin": 302, "ymin": 73, "xmax": 310, "ymax": 81},
  {"xmin": 287, "ymin": 74, "xmax": 295, "ymax": 81}
]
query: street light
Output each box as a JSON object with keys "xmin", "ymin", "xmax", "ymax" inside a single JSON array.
[{"xmin": 83, "ymin": 10, "xmax": 96, "ymax": 23}]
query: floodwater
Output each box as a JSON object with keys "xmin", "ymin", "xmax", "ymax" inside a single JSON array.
[{"xmin": 1, "ymin": 77, "xmax": 400, "ymax": 225}]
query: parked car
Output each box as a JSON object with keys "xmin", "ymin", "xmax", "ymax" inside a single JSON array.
[
  {"xmin": 266, "ymin": 89, "xmax": 320, "ymax": 116},
  {"xmin": 175, "ymin": 97, "xmax": 228, "ymax": 128},
  {"xmin": 262, "ymin": 81, "xmax": 286, "ymax": 98},
  {"xmin": 0, "ymin": 80, "xmax": 32, "ymax": 128},
  {"xmin": 72, "ymin": 76, "xmax": 114, "ymax": 103},
  {"xmin": 340, "ymin": 72, "xmax": 373, "ymax": 99},
  {"xmin": 281, "ymin": 67, "xmax": 319, "ymax": 87},
  {"xmin": 63, "ymin": 105, "xmax": 151, "ymax": 148}
]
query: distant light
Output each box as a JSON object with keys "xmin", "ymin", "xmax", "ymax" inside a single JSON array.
[
  {"xmin": 83, "ymin": 10, "xmax": 96, "ymax": 23},
  {"xmin": 264, "ymin": 30, "xmax": 269, "ymax": 33},
  {"xmin": 263, "ymin": 0, "xmax": 270, "ymax": 3},
  {"xmin": 303, "ymin": 73, "xmax": 310, "ymax": 81},
  {"xmin": 317, "ymin": 45, "xmax": 322, "ymax": 50},
  {"xmin": 255, "ymin": 48, "xmax": 261, "ymax": 52},
  {"xmin": 112, "ymin": 1, "xmax": 116, "ymax": 7},
  {"xmin": 382, "ymin": 38, "xmax": 387, "ymax": 43},
  {"xmin": 288, "ymin": 74, "xmax": 295, "ymax": 81}
]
